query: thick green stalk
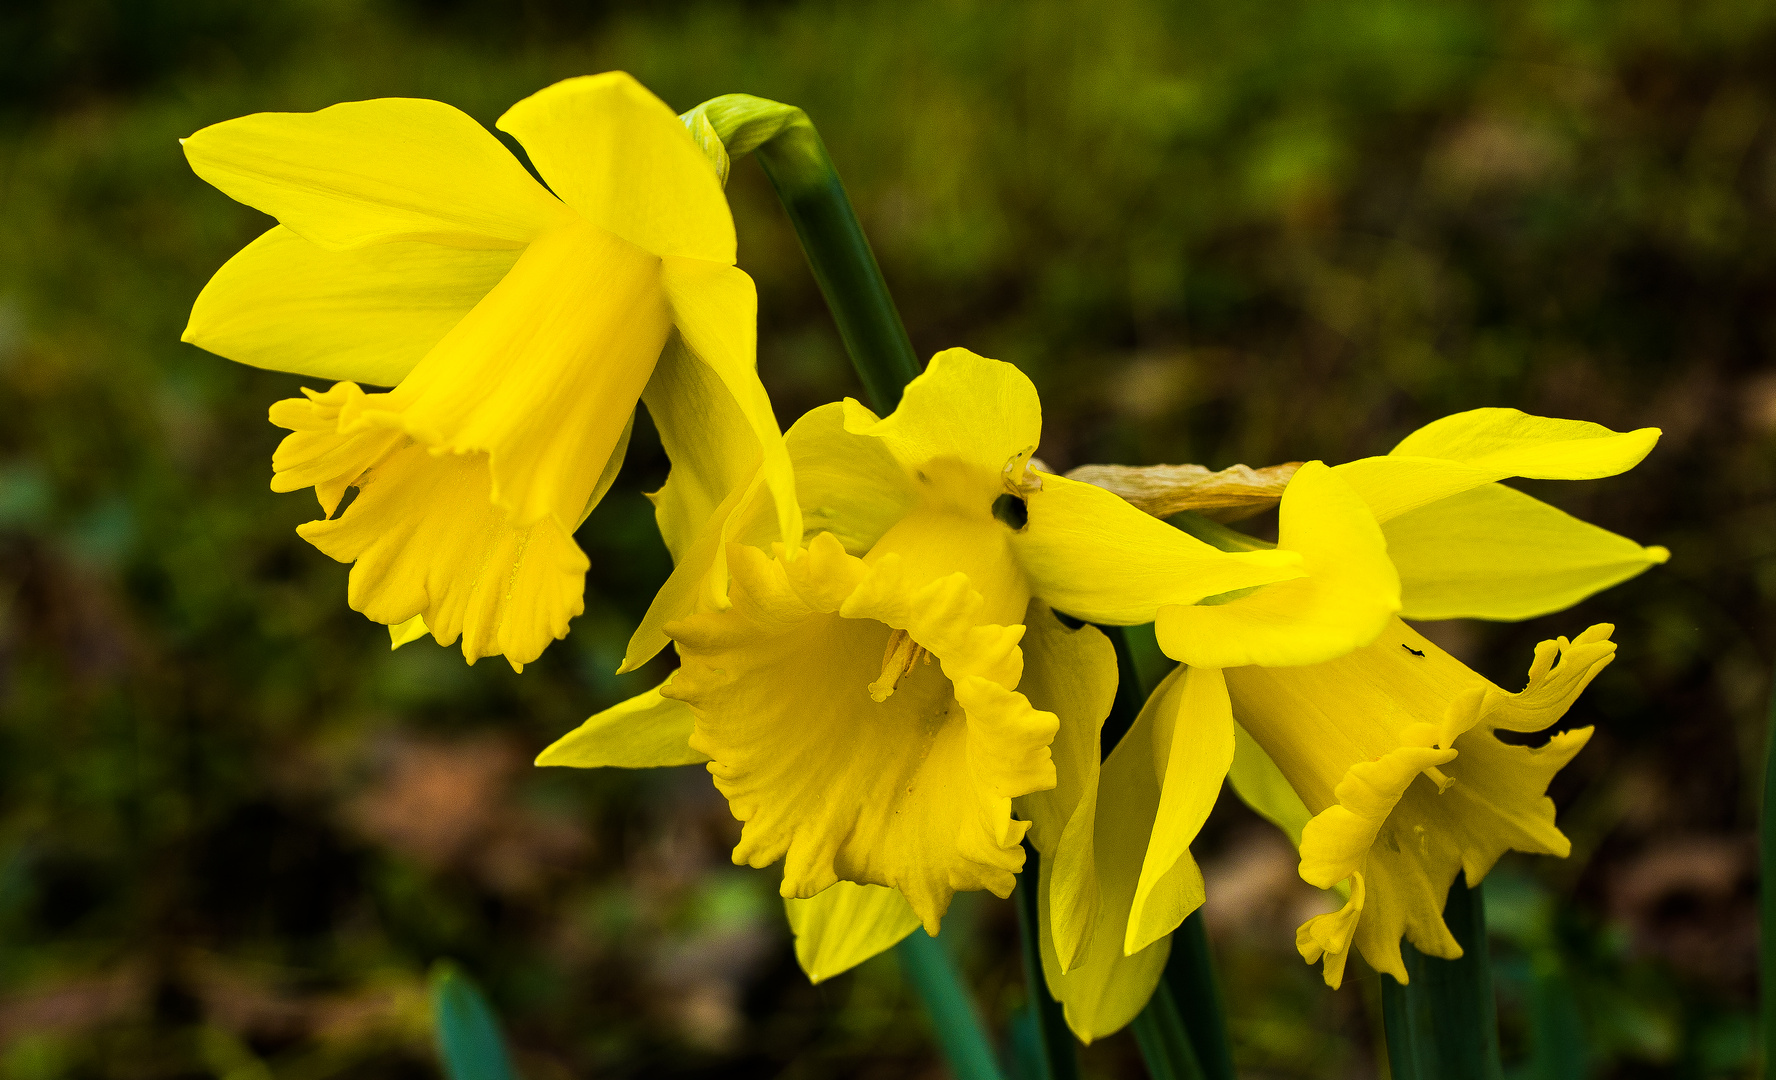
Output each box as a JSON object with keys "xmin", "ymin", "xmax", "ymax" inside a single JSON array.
[
  {"xmin": 1017, "ymin": 844, "xmax": 1082, "ymax": 1080},
  {"xmin": 687, "ymin": 94, "xmax": 920, "ymax": 414},
  {"xmin": 897, "ymin": 932, "xmax": 1007, "ymax": 1080},
  {"xmin": 1763, "ymin": 665, "xmax": 1776, "ymax": 1079},
  {"xmin": 1381, "ymin": 881, "xmax": 1505, "ymax": 1080}
]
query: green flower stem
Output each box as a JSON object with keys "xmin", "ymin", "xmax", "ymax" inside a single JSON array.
[
  {"xmin": 687, "ymin": 94, "xmax": 920, "ymax": 414},
  {"xmin": 1016, "ymin": 843, "xmax": 1083, "ymax": 1080},
  {"xmin": 1762, "ymin": 665, "xmax": 1776, "ymax": 1079},
  {"xmin": 1380, "ymin": 881, "xmax": 1504, "ymax": 1080},
  {"xmin": 897, "ymin": 932, "xmax": 1007, "ymax": 1080},
  {"xmin": 1096, "ymin": 622, "xmax": 1238, "ymax": 1080}
]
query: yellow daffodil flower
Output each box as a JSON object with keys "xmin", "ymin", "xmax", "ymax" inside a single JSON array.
[
  {"xmin": 1043, "ymin": 408, "xmax": 1664, "ymax": 1012},
  {"xmin": 1235, "ymin": 618, "xmax": 1614, "ymax": 987},
  {"xmin": 181, "ymin": 72, "xmax": 796, "ymax": 670},
  {"xmin": 538, "ymin": 348, "xmax": 1302, "ymax": 973}
]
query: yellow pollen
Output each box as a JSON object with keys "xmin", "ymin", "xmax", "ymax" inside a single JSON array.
[
  {"xmin": 1422, "ymin": 765, "xmax": 1455, "ymax": 792},
  {"xmin": 869, "ymin": 628, "xmax": 930, "ymax": 702}
]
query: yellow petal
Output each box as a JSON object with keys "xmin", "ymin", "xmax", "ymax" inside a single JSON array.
[
  {"xmin": 1154, "ymin": 461, "xmax": 1400, "ymax": 668},
  {"xmin": 1226, "ymin": 722, "xmax": 1311, "ymax": 848},
  {"xmin": 1336, "ymin": 409, "xmax": 1661, "ymax": 523},
  {"xmin": 389, "ymin": 614, "xmax": 429, "ymax": 649},
  {"xmin": 183, "ymin": 98, "xmax": 562, "ymax": 250},
  {"xmin": 1035, "ymin": 677, "xmax": 1179, "ymax": 1041},
  {"xmin": 184, "ymin": 226, "xmax": 517, "ymax": 387},
  {"xmin": 1013, "ymin": 604, "xmax": 1119, "ymax": 972},
  {"xmin": 785, "ymin": 882, "xmax": 921, "ymax": 983},
  {"xmin": 1392, "ymin": 407, "xmax": 1660, "ymax": 475},
  {"xmin": 787, "ymin": 403, "xmax": 919, "ymax": 557},
  {"xmin": 370, "ymin": 215, "xmax": 669, "ymax": 529},
  {"xmin": 1127, "ymin": 665, "xmax": 1232, "ymax": 955},
  {"xmin": 842, "ymin": 348, "xmax": 1041, "ymax": 480},
  {"xmin": 293, "ymin": 440, "xmax": 586, "ymax": 671},
  {"xmin": 658, "ymin": 258, "xmax": 800, "ymax": 554},
  {"xmin": 1384, "ymin": 482, "xmax": 1669, "ymax": 621},
  {"xmin": 641, "ymin": 335, "xmax": 762, "ymax": 564},
  {"xmin": 667, "ymin": 534, "xmax": 1052, "ymax": 932},
  {"xmin": 1296, "ymin": 871, "xmax": 1365, "ymax": 989},
  {"xmin": 620, "ymin": 474, "xmax": 761, "ymax": 674},
  {"xmin": 497, "ymin": 73, "xmax": 735, "ymax": 262},
  {"xmin": 1015, "ymin": 473, "xmax": 1304, "ymax": 624},
  {"xmin": 535, "ymin": 673, "xmax": 708, "ymax": 768}
]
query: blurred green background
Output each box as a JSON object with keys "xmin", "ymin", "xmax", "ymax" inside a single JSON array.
[{"xmin": 0, "ymin": 0, "xmax": 1768, "ymax": 1076}]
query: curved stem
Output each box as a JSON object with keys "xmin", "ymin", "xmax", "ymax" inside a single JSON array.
[{"xmin": 685, "ymin": 94, "xmax": 920, "ymax": 414}]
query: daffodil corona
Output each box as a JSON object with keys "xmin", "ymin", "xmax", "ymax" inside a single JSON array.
[{"xmin": 182, "ymin": 73, "xmax": 796, "ymax": 670}]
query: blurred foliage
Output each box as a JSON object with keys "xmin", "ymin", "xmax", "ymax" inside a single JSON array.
[{"xmin": 2, "ymin": 0, "xmax": 1773, "ymax": 1076}]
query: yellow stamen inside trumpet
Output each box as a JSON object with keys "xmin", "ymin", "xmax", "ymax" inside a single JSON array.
[
  {"xmin": 869, "ymin": 628, "xmax": 931, "ymax": 702},
  {"xmin": 1422, "ymin": 765, "xmax": 1455, "ymax": 793}
]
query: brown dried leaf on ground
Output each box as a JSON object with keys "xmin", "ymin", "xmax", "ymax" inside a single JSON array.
[{"xmin": 1064, "ymin": 462, "xmax": 1301, "ymax": 522}]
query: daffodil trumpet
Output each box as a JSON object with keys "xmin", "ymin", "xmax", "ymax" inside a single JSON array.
[{"xmin": 182, "ymin": 72, "xmax": 798, "ymax": 671}]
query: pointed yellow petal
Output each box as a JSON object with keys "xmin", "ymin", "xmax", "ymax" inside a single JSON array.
[
  {"xmin": 294, "ymin": 441, "xmax": 586, "ymax": 670},
  {"xmin": 184, "ymin": 226, "xmax": 517, "ymax": 386},
  {"xmin": 1154, "ymin": 462, "xmax": 1399, "ymax": 668},
  {"xmin": 642, "ymin": 335, "xmax": 763, "ymax": 563},
  {"xmin": 1226, "ymin": 722, "xmax": 1311, "ymax": 848},
  {"xmin": 1035, "ymin": 680, "xmax": 1179, "ymax": 1041},
  {"xmin": 183, "ymin": 98, "xmax": 562, "ymax": 250},
  {"xmin": 535, "ymin": 674, "xmax": 708, "ymax": 768},
  {"xmin": 787, "ymin": 403, "xmax": 918, "ymax": 557},
  {"xmin": 1384, "ymin": 482, "xmax": 1669, "ymax": 621},
  {"xmin": 620, "ymin": 475, "xmax": 764, "ymax": 674},
  {"xmin": 1391, "ymin": 408, "xmax": 1660, "ymax": 476},
  {"xmin": 497, "ymin": 72, "xmax": 734, "ymax": 263},
  {"xmin": 1127, "ymin": 666, "xmax": 1232, "ymax": 955},
  {"xmin": 389, "ymin": 614, "xmax": 429, "ymax": 649},
  {"xmin": 843, "ymin": 348, "xmax": 1042, "ymax": 479},
  {"xmin": 657, "ymin": 258, "xmax": 800, "ymax": 554},
  {"xmin": 1015, "ymin": 473, "xmax": 1304, "ymax": 624},
  {"xmin": 1013, "ymin": 605, "xmax": 1118, "ymax": 972},
  {"xmin": 1336, "ymin": 409, "xmax": 1661, "ymax": 523},
  {"xmin": 785, "ymin": 882, "xmax": 921, "ymax": 983},
  {"xmin": 380, "ymin": 216, "xmax": 669, "ymax": 529}
]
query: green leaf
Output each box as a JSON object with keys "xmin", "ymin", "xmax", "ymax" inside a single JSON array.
[
  {"xmin": 1380, "ymin": 881, "xmax": 1504, "ymax": 1080},
  {"xmin": 429, "ymin": 961, "xmax": 517, "ymax": 1080}
]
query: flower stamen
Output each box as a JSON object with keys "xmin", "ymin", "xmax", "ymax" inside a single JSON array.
[
  {"xmin": 869, "ymin": 628, "xmax": 930, "ymax": 702},
  {"xmin": 1421, "ymin": 764, "xmax": 1456, "ymax": 792}
]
